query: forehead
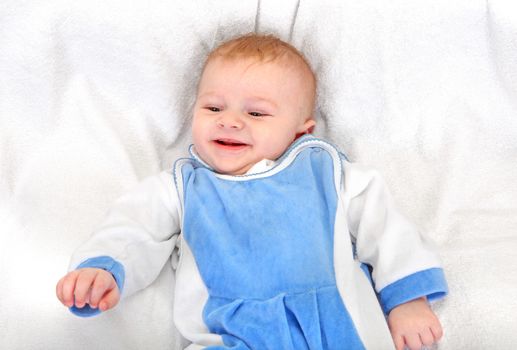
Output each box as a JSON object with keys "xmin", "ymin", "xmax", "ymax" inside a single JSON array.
[
  {"xmin": 203, "ymin": 57, "xmax": 285, "ymax": 78},
  {"xmin": 199, "ymin": 57, "xmax": 313, "ymax": 93}
]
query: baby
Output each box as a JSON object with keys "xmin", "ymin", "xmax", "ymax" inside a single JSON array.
[{"xmin": 56, "ymin": 34, "xmax": 447, "ymax": 350}]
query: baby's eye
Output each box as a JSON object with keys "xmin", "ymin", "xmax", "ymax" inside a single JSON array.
[
  {"xmin": 206, "ymin": 106, "xmax": 221, "ymax": 112},
  {"xmin": 249, "ymin": 111, "xmax": 266, "ymax": 117}
]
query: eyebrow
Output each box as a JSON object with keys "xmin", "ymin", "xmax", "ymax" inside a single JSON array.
[
  {"xmin": 197, "ymin": 93, "xmax": 279, "ymax": 109},
  {"xmin": 247, "ymin": 96, "xmax": 278, "ymax": 109},
  {"xmin": 197, "ymin": 92, "xmax": 222, "ymax": 101}
]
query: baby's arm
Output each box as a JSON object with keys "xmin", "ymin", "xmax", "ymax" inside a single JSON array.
[
  {"xmin": 343, "ymin": 162, "xmax": 448, "ymax": 348},
  {"xmin": 56, "ymin": 268, "xmax": 120, "ymax": 312},
  {"xmin": 59, "ymin": 171, "xmax": 182, "ymax": 316},
  {"xmin": 387, "ymin": 297, "xmax": 443, "ymax": 350}
]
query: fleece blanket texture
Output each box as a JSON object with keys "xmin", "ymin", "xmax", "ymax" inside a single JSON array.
[{"xmin": 1, "ymin": 0, "xmax": 517, "ymax": 349}]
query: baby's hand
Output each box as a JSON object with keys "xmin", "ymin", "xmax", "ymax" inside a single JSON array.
[
  {"xmin": 56, "ymin": 268, "xmax": 120, "ymax": 312},
  {"xmin": 387, "ymin": 297, "xmax": 443, "ymax": 350}
]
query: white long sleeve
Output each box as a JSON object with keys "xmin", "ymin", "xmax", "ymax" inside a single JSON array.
[
  {"xmin": 343, "ymin": 161, "xmax": 446, "ymax": 312},
  {"xmin": 69, "ymin": 170, "xmax": 182, "ymax": 298}
]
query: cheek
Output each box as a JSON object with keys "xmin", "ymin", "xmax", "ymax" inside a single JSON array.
[
  {"xmin": 192, "ymin": 115, "xmax": 207, "ymax": 139},
  {"xmin": 191, "ymin": 116, "xmax": 210, "ymax": 156},
  {"xmin": 259, "ymin": 129, "xmax": 297, "ymax": 159}
]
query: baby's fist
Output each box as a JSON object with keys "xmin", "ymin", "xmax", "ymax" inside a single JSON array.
[
  {"xmin": 388, "ymin": 297, "xmax": 443, "ymax": 350},
  {"xmin": 56, "ymin": 268, "xmax": 120, "ymax": 312}
]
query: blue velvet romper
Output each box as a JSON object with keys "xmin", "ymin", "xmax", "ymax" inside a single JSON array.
[{"xmin": 179, "ymin": 137, "xmax": 365, "ymax": 349}]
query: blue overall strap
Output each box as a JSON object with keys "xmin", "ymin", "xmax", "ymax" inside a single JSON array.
[{"xmin": 179, "ymin": 139, "xmax": 365, "ymax": 350}]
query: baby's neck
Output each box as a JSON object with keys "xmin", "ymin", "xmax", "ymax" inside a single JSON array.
[{"xmin": 243, "ymin": 159, "xmax": 276, "ymax": 175}]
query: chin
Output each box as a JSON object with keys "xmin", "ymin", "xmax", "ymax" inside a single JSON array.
[
  {"xmin": 215, "ymin": 164, "xmax": 249, "ymax": 176},
  {"xmin": 219, "ymin": 169, "xmax": 247, "ymax": 176}
]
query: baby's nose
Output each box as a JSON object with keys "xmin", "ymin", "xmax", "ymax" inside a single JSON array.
[{"xmin": 217, "ymin": 113, "xmax": 244, "ymax": 129}]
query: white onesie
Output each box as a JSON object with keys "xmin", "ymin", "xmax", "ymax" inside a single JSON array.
[{"xmin": 69, "ymin": 136, "xmax": 447, "ymax": 349}]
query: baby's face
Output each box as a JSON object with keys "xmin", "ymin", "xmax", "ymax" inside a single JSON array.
[{"xmin": 192, "ymin": 57, "xmax": 315, "ymax": 175}]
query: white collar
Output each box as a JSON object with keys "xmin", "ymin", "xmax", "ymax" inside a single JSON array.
[
  {"xmin": 188, "ymin": 145, "xmax": 276, "ymax": 175},
  {"xmin": 245, "ymin": 159, "xmax": 276, "ymax": 175}
]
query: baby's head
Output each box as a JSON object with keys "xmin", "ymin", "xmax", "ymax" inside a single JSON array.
[{"xmin": 192, "ymin": 33, "xmax": 316, "ymax": 175}]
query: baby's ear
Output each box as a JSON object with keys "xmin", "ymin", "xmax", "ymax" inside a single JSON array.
[
  {"xmin": 301, "ymin": 118, "xmax": 316, "ymax": 134},
  {"xmin": 295, "ymin": 118, "xmax": 316, "ymax": 139}
]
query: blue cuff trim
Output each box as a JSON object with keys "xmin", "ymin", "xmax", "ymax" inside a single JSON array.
[
  {"xmin": 379, "ymin": 267, "xmax": 448, "ymax": 314},
  {"xmin": 69, "ymin": 256, "xmax": 125, "ymax": 318}
]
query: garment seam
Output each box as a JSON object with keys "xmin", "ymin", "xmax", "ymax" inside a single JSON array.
[
  {"xmin": 206, "ymin": 284, "xmax": 339, "ymax": 302},
  {"xmin": 184, "ymin": 136, "xmax": 346, "ymax": 184}
]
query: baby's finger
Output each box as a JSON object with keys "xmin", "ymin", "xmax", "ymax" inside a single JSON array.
[
  {"xmin": 74, "ymin": 270, "xmax": 96, "ymax": 308},
  {"xmin": 404, "ymin": 333, "xmax": 422, "ymax": 350},
  {"xmin": 84, "ymin": 289, "xmax": 92, "ymax": 306},
  {"xmin": 392, "ymin": 334, "xmax": 405, "ymax": 350},
  {"xmin": 419, "ymin": 328, "xmax": 435, "ymax": 347},
  {"xmin": 89, "ymin": 272, "xmax": 115, "ymax": 308},
  {"xmin": 430, "ymin": 322, "xmax": 443, "ymax": 341},
  {"xmin": 98, "ymin": 286, "xmax": 120, "ymax": 312},
  {"xmin": 61, "ymin": 271, "xmax": 80, "ymax": 307},
  {"xmin": 56, "ymin": 277, "xmax": 65, "ymax": 304}
]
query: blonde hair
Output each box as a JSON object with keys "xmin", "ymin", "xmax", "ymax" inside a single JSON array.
[
  {"xmin": 208, "ymin": 33, "xmax": 309, "ymax": 65},
  {"xmin": 203, "ymin": 33, "xmax": 316, "ymax": 113}
]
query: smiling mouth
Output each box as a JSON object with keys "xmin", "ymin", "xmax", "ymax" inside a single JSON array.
[{"xmin": 214, "ymin": 139, "xmax": 248, "ymax": 147}]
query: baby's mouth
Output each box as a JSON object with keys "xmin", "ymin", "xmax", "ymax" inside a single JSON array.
[
  {"xmin": 213, "ymin": 138, "xmax": 249, "ymax": 150},
  {"xmin": 216, "ymin": 139, "xmax": 244, "ymax": 145}
]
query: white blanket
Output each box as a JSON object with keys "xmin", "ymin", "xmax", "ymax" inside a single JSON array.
[{"xmin": 1, "ymin": 0, "xmax": 517, "ymax": 349}]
